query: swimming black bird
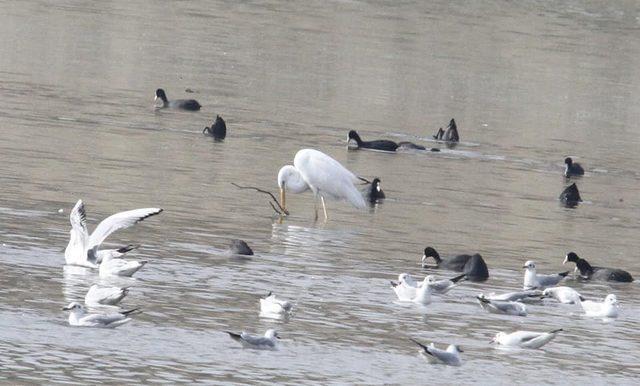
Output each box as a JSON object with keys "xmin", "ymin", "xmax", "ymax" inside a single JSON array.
[
  {"xmin": 203, "ymin": 115, "xmax": 227, "ymax": 140},
  {"xmin": 559, "ymin": 183, "xmax": 582, "ymax": 207},
  {"xmin": 433, "ymin": 119, "xmax": 459, "ymax": 142},
  {"xmin": 564, "ymin": 252, "xmax": 633, "ymax": 282},
  {"xmin": 365, "ymin": 178, "xmax": 385, "ymax": 204},
  {"xmin": 229, "ymin": 239, "xmax": 253, "ymax": 256},
  {"xmin": 564, "ymin": 157, "xmax": 584, "ymax": 177},
  {"xmin": 155, "ymin": 88, "xmax": 201, "ymax": 111},
  {"xmin": 444, "ymin": 119, "xmax": 459, "ymax": 142},
  {"xmin": 421, "ymin": 247, "xmax": 489, "ymax": 282},
  {"xmin": 347, "ymin": 130, "xmax": 430, "ymax": 152}
]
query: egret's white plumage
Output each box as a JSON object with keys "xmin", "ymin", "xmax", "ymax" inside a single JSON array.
[
  {"xmin": 62, "ymin": 302, "xmax": 138, "ymax": 328},
  {"xmin": 226, "ymin": 329, "xmax": 279, "ymax": 350},
  {"xmin": 84, "ymin": 284, "xmax": 129, "ymax": 306},
  {"xmin": 491, "ymin": 329, "xmax": 562, "ymax": 349},
  {"xmin": 64, "ymin": 199, "xmax": 162, "ymax": 267},
  {"xmin": 277, "ymin": 149, "xmax": 366, "ymax": 220},
  {"xmin": 579, "ymin": 294, "xmax": 619, "ymax": 318}
]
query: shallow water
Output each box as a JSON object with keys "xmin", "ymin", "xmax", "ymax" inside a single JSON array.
[{"xmin": 1, "ymin": 0, "xmax": 640, "ymax": 384}]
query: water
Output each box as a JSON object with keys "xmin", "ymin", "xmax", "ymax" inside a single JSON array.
[{"xmin": 1, "ymin": 0, "xmax": 640, "ymax": 384}]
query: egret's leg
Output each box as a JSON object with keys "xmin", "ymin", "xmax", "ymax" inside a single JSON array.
[
  {"xmin": 313, "ymin": 198, "xmax": 319, "ymax": 221},
  {"xmin": 321, "ymin": 196, "xmax": 328, "ymax": 220}
]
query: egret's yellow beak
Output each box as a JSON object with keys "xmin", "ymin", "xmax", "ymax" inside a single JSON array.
[{"xmin": 280, "ymin": 187, "xmax": 286, "ymax": 212}]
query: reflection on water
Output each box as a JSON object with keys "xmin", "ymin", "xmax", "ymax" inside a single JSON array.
[{"xmin": 2, "ymin": 0, "xmax": 640, "ymax": 384}]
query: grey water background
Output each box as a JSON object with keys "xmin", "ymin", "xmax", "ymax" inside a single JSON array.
[{"xmin": 1, "ymin": 0, "xmax": 640, "ymax": 384}]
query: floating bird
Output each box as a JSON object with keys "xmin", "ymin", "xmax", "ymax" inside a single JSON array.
[
  {"xmin": 579, "ymin": 294, "xmax": 619, "ymax": 318},
  {"xmin": 542, "ymin": 286, "xmax": 584, "ymax": 304},
  {"xmin": 390, "ymin": 275, "xmax": 431, "ymax": 304},
  {"xmin": 277, "ymin": 149, "xmax": 366, "ymax": 220},
  {"xmin": 228, "ymin": 239, "xmax": 253, "ymax": 256},
  {"xmin": 259, "ymin": 292, "xmax": 293, "ymax": 316},
  {"xmin": 523, "ymin": 260, "xmax": 569, "ymax": 290},
  {"xmin": 477, "ymin": 294, "xmax": 527, "ymax": 316},
  {"xmin": 485, "ymin": 290, "xmax": 544, "ymax": 303},
  {"xmin": 99, "ymin": 255, "xmax": 147, "ymax": 277},
  {"xmin": 155, "ymin": 88, "xmax": 201, "ymax": 111},
  {"xmin": 64, "ymin": 200, "xmax": 162, "ymax": 268},
  {"xmin": 410, "ymin": 338, "xmax": 463, "ymax": 366},
  {"xmin": 226, "ymin": 329, "xmax": 280, "ymax": 350},
  {"xmin": 390, "ymin": 273, "xmax": 421, "ymax": 301},
  {"xmin": 364, "ymin": 178, "xmax": 385, "ymax": 204},
  {"xmin": 203, "ymin": 115, "xmax": 226, "ymax": 140},
  {"xmin": 62, "ymin": 302, "xmax": 139, "ymax": 328},
  {"xmin": 84, "ymin": 284, "xmax": 129, "ymax": 306},
  {"xmin": 426, "ymin": 274, "xmax": 467, "ymax": 295},
  {"xmin": 564, "ymin": 252, "xmax": 633, "ymax": 282},
  {"xmin": 433, "ymin": 119, "xmax": 459, "ymax": 142},
  {"xmin": 559, "ymin": 183, "xmax": 582, "ymax": 207},
  {"xmin": 491, "ymin": 329, "xmax": 562, "ymax": 349},
  {"xmin": 347, "ymin": 130, "xmax": 431, "ymax": 151},
  {"xmin": 421, "ymin": 247, "xmax": 489, "ymax": 282},
  {"xmin": 564, "ymin": 157, "xmax": 584, "ymax": 177}
]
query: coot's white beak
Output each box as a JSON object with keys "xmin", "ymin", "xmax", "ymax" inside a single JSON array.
[{"xmin": 562, "ymin": 255, "xmax": 568, "ymax": 265}]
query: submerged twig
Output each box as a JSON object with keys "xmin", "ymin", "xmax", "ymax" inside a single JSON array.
[{"xmin": 231, "ymin": 183, "xmax": 289, "ymax": 216}]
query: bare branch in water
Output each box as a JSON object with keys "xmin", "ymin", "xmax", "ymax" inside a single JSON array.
[
  {"xmin": 231, "ymin": 183, "xmax": 289, "ymax": 216},
  {"xmin": 357, "ymin": 176, "xmax": 371, "ymax": 184}
]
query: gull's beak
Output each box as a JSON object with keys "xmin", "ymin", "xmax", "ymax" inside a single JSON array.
[
  {"xmin": 279, "ymin": 187, "xmax": 286, "ymax": 212},
  {"xmin": 522, "ymin": 265, "xmax": 528, "ymax": 268},
  {"xmin": 458, "ymin": 348, "xmax": 464, "ymax": 353},
  {"xmin": 62, "ymin": 306, "xmax": 70, "ymax": 310},
  {"xmin": 489, "ymin": 338, "xmax": 495, "ymax": 344}
]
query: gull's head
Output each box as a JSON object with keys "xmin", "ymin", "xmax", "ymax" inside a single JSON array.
[
  {"xmin": 564, "ymin": 252, "xmax": 579, "ymax": 265},
  {"xmin": 425, "ymin": 275, "xmax": 437, "ymax": 284},
  {"xmin": 605, "ymin": 294, "xmax": 618, "ymax": 305},
  {"xmin": 523, "ymin": 260, "xmax": 536, "ymax": 270},
  {"xmin": 399, "ymin": 273, "xmax": 415, "ymax": 286},
  {"xmin": 62, "ymin": 302, "xmax": 84, "ymax": 312},
  {"xmin": 265, "ymin": 329, "xmax": 279, "ymax": 339},
  {"xmin": 448, "ymin": 344, "xmax": 463, "ymax": 353},
  {"xmin": 491, "ymin": 332, "xmax": 506, "ymax": 344},
  {"xmin": 542, "ymin": 288, "xmax": 554, "ymax": 297}
]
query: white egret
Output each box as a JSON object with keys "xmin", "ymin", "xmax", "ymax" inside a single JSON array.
[
  {"xmin": 277, "ymin": 149, "xmax": 366, "ymax": 220},
  {"xmin": 64, "ymin": 199, "xmax": 162, "ymax": 268}
]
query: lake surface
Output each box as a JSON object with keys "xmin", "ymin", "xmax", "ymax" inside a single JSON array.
[{"xmin": 1, "ymin": 0, "xmax": 640, "ymax": 384}]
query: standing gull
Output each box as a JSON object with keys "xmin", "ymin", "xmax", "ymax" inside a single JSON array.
[
  {"xmin": 64, "ymin": 199, "xmax": 162, "ymax": 268},
  {"xmin": 225, "ymin": 329, "xmax": 280, "ymax": 350},
  {"xmin": 523, "ymin": 260, "xmax": 569, "ymax": 290},
  {"xmin": 62, "ymin": 302, "xmax": 139, "ymax": 328},
  {"xmin": 277, "ymin": 149, "xmax": 366, "ymax": 220},
  {"xmin": 410, "ymin": 338, "xmax": 463, "ymax": 366}
]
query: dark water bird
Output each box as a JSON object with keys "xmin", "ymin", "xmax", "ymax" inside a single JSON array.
[
  {"xmin": 155, "ymin": 88, "xmax": 201, "ymax": 111},
  {"xmin": 564, "ymin": 157, "xmax": 584, "ymax": 177},
  {"xmin": 559, "ymin": 183, "xmax": 582, "ymax": 207},
  {"xmin": 433, "ymin": 119, "xmax": 459, "ymax": 142},
  {"xmin": 347, "ymin": 130, "xmax": 433, "ymax": 152},
  {"xmin": 229, "ymin": 239, "xmax": 253, "ymax": 255},
  {"xmin": 564, "ymin": 252, "xmax": 633, "ymax": 282},
  {"xmin": 421, "ymin": 247, "xmax": 489, "ymax": 282},
  {"xmin": 203, "ymin": 115, "xmax": 226, "ymax": 140},
  {"xmin": 364, "ymin": 178, "xmax": 385, "ymax": 204}
]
